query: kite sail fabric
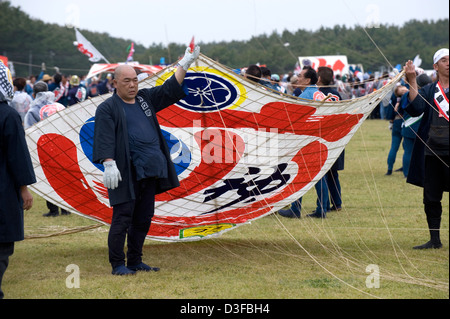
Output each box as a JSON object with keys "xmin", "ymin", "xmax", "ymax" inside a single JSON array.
[{"xmin": 25, "ymin": 54, "xmax": 403, "ymax": 242}]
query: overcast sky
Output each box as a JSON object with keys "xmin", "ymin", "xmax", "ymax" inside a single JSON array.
[{"xmin": 8, "ymin": 0, "xmax": 450, "ymax": 47}]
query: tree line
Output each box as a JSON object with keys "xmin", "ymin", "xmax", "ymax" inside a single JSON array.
[{"xmin": 1, "ymin": 1, "xmax": 448, "ymax": 78}]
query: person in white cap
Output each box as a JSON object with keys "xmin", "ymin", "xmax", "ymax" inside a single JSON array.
[{"xmin": 403, "ymin": 48, "xmax": 449, "ymax": 249}]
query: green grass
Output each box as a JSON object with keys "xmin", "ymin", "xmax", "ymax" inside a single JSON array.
[{"xmin": 3, "ymin": 119, "xmax": 448, "ymax": 299}]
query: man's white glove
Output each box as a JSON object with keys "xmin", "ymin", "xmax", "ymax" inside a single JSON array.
[
  {"xmin": 103, "ymin": 160, "xmax": 122, "ymax": 190},
  {"xmin": 177, "ymin": 46, "xmax": 200, "ymax": 71}
]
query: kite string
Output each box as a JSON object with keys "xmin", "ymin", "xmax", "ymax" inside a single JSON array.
[
  {"xmin": 196, "ymin": 56, "xmax": 395, "ymax": 295},
  {"xmin": 356, "ymin": 119, "xmax": 436, "ymax": 285},
  {"xmin": 342, "ymin": 0, "xmax": 448, "ymax": 168},
  {"xmin": 244, "ymin": 4, "xmax": 447, "ymax": 285},
  {"xmin": 334, "ymin": 4, "xmax": 449, "ymax": 288},
  {"xmin": 191, "ymin": 11, "xmax": 449, "ymax": 290},
  {"xmin": 211, "ymin": 11, "xmax": 449, "ymax": 287}
]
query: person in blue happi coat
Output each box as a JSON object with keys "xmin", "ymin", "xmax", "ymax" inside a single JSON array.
[
  {"xmin": 0, "ymin": 61, "xmax": 36, "ymax": 298},
  {"xmin": 403, "ymin": 49, "xmax": 449, "ymax": 250}
]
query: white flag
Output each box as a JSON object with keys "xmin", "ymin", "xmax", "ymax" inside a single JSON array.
[
  {"xmin": 413, "ymin": 54, "xmax": 422, "ymax": 68},
  {"xmin": 74, "ymin": 28, "xmax": 109, "ymax": 63}
]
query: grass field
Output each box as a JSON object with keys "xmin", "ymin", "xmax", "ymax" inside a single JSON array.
[{"xmin": 3, "ymin": 119, "xmax": 448, "ymax": 300}]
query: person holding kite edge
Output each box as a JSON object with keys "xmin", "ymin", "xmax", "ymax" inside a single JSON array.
[
  {"xmin": 403, "ymin": 48, "xmax": 449, "ymax": 250},
  {"xmin": 93, "ymin": 46, "xmax": 200, "ymax": 275}
]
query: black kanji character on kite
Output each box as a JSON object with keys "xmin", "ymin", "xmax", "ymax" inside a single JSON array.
[{"xmin": 202, "ymin": 164, "xmax": 290, "ymax": 214}]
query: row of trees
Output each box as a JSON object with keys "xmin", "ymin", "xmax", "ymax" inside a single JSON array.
[{"xmin": 1, "ymin": 1, "xmax": 448, "ymax": 78}]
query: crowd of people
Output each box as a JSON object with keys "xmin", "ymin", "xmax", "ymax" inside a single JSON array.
[
  {"xmin": 11, "ymin": 63, "xmax": 114, "ymax": 121},
  {"xmin": 9, "ymin": 59, "xmax": 436, "ymax": 129},
  {"xmin": 0, "ymin": 47, "xmax": 448, "ymax": 295}
]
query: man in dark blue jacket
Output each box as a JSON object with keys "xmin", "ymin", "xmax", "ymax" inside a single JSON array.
[
  {"xmin": 404, "ymin": 48, "xmax": 449, "ymax": 250},
  {"xmin": 0, "ymin": 61, "xmax": 36, "ymax": 298},
  {"xmin": 93, "ymin": 46, "xmax": 200, "ymax": 275}
]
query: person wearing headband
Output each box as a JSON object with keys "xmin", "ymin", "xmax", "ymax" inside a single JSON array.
[{"xmin": 403, "ymin": 48, "xmax": 449, "ymax": 250}]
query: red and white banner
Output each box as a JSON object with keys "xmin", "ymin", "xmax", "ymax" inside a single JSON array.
[
  {"xmin": 74, "ymin": 28, "xmax": 109, "ymax": 63},
  {"xmin": 298, "ymin": 55, "xmax": 349, "ymax": 76}
]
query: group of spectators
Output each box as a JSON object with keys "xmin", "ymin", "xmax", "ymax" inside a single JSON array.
[
  {"xmin": 6, "ymin": 65, "xmax": 114, "ymax": 219},
  {"xmin": 11, "ymin": 61, "xmax": 436, "ymax": 127},
  {"xmin": 9, "ymin": 64, "xmax": 114, "ymax": 124},
  {"xmin": 239, "ymin": 63, "xmax": 439, "ymax": 119}
]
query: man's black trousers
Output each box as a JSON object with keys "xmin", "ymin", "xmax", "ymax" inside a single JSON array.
[{"xmin": 108, "ymin": 178, "xmax": 156, "ymax": 269}]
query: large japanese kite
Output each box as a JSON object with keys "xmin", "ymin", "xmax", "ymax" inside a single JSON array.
[{"xmin": 25, "ymin": 54, "xmax": 402, "ymax": 241}]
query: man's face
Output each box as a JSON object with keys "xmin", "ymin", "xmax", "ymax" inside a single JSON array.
[
  {"xmin": 297, "ymin": 69, "xmax": 311, "ymax": 90},
  {"xmin": 114, "ymin": 67, "xmax": 138, "ymax": 102},
  {"xmin": 434, "ymin": 55, "xmax": 449, "ymax": 78}
]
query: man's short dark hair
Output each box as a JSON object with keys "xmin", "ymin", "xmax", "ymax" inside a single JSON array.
[
  {"xmin": 246, "ymin": 64, "xmax": 262, "ymax": 83},
  {"xmin": 260, "ymin": 66, "xmax": 271, "ymax": 78},
  {"xmin": 53, "ymin": 73, "xmax": 62, "ymax": 84},
  {"xmin": 13, "ymin": 77, "xmax": 26, "ymax": 91},
  {"xmin": 416, "ymin": 73, "xmax": 432, "ymax": 88},
  {"xmin": 317, "ymin": 66, "xmax": 334, "ymax": 86},
  {"xmin": 303, "ymin": 66, "xmax": 318, "ymax": 85}
]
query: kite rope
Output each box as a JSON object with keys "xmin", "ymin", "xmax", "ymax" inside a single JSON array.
[
  {"xmin": 318, "ymin": 4, "xmax": 449, "ymax": 290},
  {"xmin": 344, "ymin": 8, "xmax": 447, "ymax": 290},
  {"xmin": 25, "ymin": 223, "xmax": 105, "ymax": 240},
  {"xmin": 355, "ymin": 122, "xmax": 443, "ymax": 287}
]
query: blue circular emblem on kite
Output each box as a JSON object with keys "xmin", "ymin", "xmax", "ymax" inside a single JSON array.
[
  {"xmin": 80, "ymin": 117, "xmax": 104, "ymax": 171},
  {"xmin": 161, "ymin": 129, "xmax": 191, "ymax": 175},
  {"xmin": 177, "ymin": 72, "xmax": 238, "ymax": 112},
  {"xmin": 80, "ymin": 118, "xmax": 190, "ymax": 176}
]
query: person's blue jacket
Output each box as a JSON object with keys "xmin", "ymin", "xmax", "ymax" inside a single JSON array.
[{"xmin": 298, "ymin": 85, "xmax": 323, "ymax": 100}]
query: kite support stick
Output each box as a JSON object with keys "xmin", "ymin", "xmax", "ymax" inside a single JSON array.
[{"xmin": 321, "ymin": 93, "xmax": 333, "ymax": 102}]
